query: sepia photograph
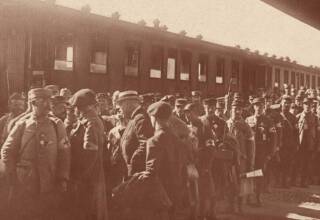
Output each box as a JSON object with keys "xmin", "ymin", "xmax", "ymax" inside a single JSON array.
[{"xmin": 0, "ymin": 0, "xmax": 320, "ymax": 219}]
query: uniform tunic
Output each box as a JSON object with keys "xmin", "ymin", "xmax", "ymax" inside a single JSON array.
[{"xmin": 1, "ymin": 114, "xmax": 71, "ymax": 219}]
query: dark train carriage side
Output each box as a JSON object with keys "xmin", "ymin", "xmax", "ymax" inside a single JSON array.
[{"xmin": 0, "ymin": 0, "xmax": 244, "ymax": 105}]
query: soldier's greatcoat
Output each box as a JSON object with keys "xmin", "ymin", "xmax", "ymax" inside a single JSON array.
[{"xmin": 1, "ymin": 114, "xmax": 71, "ymax": 219}]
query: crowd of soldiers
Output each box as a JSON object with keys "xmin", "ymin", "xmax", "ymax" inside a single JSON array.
[{"xmin": 0, "ymin": 83, "xmax": 319, "ymax": 220}]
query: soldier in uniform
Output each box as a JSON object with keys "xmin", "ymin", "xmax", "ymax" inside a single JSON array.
[
  {"xmin": 293, "ymin": 97, "xmax": 317, "ymax": 187},
  {"xmin": 199, "ymin": 97, "xmax": 227, "ymax": 219},
  {"xmin": 140, "ymin": 93, "xmax": 155, "ymax": 110},
  {"xmin": 227, "ymin": 99, "xmax": 255, "ymax": 212},
  {"xmin": 295, "ymin": 93, "xmax": 304, "ymax": 114},
  {"xmin": 1, "ymin": 88, "xmax": 71, "ymax": 220},
  {"xmin": 278, "ymin": 95, "xmax": 299, "ymax": 188},
  {"xmin": 118, "ymin": 91, "xmax": 153, "ymax": 177},
  {"xmin": 141, "ymin": 101, "xmax": 187, "ymax": 220},
  {"xmin": 173, "ymin": 98, "xmax": 188, "ymax": 123},
  {"xmin": 96, "ymin": 93, "xmax": 111, "ymax": 116},
  {"xmin": 68, "ymin": 88, "xmax": 108, "ymax": 220},
  {"xmin": 246, "ymin": 98, "xmax": 277, "ymax": 206}
]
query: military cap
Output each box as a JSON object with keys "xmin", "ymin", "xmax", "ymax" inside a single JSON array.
[
  {"xmin": 147, "ymin": 101, "xmax": 172, "ymax": 120},
  {"xmin": 184, "ymin": 103, "xmax": 197, "ymax": 112},
  {"xmin": 191, "ymin": 90, "xmax": 201, "ymax": 97},
  {"xmin": 140, "ymin": 93, "xmax": 154, "ymax": 104},
  {"xmin": 303, "ymin": 97, "xmax": 313, "ymax": 104},
  {"xmin": 202, "ymin": 97, "xmax": 216, "ymax": 106},
  {"xmin": 117, "ymin": 90, "xmax": 140, "ymax": 103},
  {"xmin": 28, "ymin": 88, "xmax": 51, "ymax": 101},
  {"xmin": 50, "ymin": 95, "xmax": 67, "ymax": 105},
  {"xmin": 175, "ymin": 98, "xmax": 188, "ymax": 106},
  {"xmin": 252, "ymin": 97, "xmax": 264, "ymax": 105},
  {"xmin": 70, "ymin": 88, "xmax": 96, "ymax": 108},
  {"xmin": 9, "ymin": 92, "xmax": 25, "ymax": 102},
  {"xmin": 161, "ymin": 95, "xmax": 175, "ymax": 103},
  {"xmin": 231, "ymin": 99, "xmax": 243, "ymax": 107}
]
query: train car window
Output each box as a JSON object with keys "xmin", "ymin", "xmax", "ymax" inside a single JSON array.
[
  {"xmin": 124, "ymin": 42, "xmax": 140, "ymax": 77},
  {"xmin": 167, "ymin": 49, "xmax": 177, "ymax": 79},
  {"xmin": 90, "ymin": 34, "xmax": 107, "ymax": 74},
  {"xmin": 231, "ymin": 60, "xmax": 239, "ymax": 85},
  {"xmin": 291, "ymin": 71, "xmax": 296, "ymax": 87},
  {"xmin": 198, "ymin": 55, "xmax": 208, "ymax": 82},
  {"xmin": 216, "ymin": 57, "xmax": 225, "ymax": 84},
  {"xmin": 312, "ymin": 75, "xmax": 316, "ymax": 88},
  {"xmin": 180, "ymin": 51, "xmax": 191, "ymax": 81},
  {"xmin": 296, "ymin": 72, "xmax": 300, "ymax": 88},
  {"xmin": 150, "ymin": 46, "xmax": 163, "ymax": 79},
  {"xmin": 284, "ymin": 70, "xmax": 289, "ymax": 84},
  {"xmin": 54, "ymin": 34, "xmax": 73, "ymax": 71},
  {"xmin": 318, "ymin": 77, "xmax": 320, "ymax": 88}
]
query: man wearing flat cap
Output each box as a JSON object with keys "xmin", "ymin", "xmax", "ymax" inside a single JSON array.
[
  {"xmin": 246, "ymin": 97, "xmax": 277, "ymax": 206},
  {"xmin": 117, "ymin": 90, "xmax": 153, "ymax": 177},
  {"xmin": 292, "ymin": 97, "xmax": 317, "ymax": 188},
  {"xmin": 68, "ymin": 88, "xmax": 108, "ymax": 220},
  {"xmin": 226, "ymin": 99, "xmax": 255, "ymax": 212},
  {"xmin": 1, "ymin": 88, "xmax": 71, "ymax": 220}
]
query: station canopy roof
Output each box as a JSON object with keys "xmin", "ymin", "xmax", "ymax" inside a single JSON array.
[{"xmin": 262, "ymin": 0, "xmax": 320, "ymax": 30}]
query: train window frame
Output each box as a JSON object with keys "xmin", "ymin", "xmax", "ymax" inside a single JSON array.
[
  {"xmin": 198, "ymin": 54, "xmax": 208, "ymax": 83},
  {"xmin": 275, "ymin": 68, "xmax": 281, "ymax": 85},
  {"xmin": 216, "ymin": 57, "xmax": 225, "ymax": 84},
  {"xmin": 90, "ymin": 34, "xmax": 108, "ymax": 74},
  {"xmin": 180, "ymin": 50, "xmax": 191, "ymax": 81},
  {"xmin": 167, "ymin": 49, "xmax": 177, "ymax": 80},
  {"xmin": 300, "ymin": 73, "xmax": 304, "ymax": 87},
  {"xmin": 54, "ymin": 33, "xmax": 74, "ymax": 72},
  {"xmin": 291, "ymin": 71, "xmax": 295, "ymax": 87},
  {"xmin": 318, "ymin": 76, "xmax": 320, "ymax": 88},
  {"xmin": 149, "ymin": 45, "xmax": 163, "ymax": 79},
  {"xmin": 124, "ymin": 41, "xmax": 140, "ymax": 77}
]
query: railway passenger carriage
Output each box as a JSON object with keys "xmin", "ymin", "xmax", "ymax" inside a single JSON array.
[{"xmin": 0, "ymin": 0, "xmax": 319, "ymax": 111}]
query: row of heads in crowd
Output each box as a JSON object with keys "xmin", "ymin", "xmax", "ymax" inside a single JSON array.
[{"xmin": 5, "ymin": 83, "xmax": 320, "ymax": 116}]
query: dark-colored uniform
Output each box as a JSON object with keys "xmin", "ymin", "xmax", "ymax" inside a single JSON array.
[
  {"xmin": 294, "ymin": 111, "xmax": 317, "ymax": 186},
  {"xmin": 69, "ymin": 110, "xmax": 108, "ymax": 220},
  {"xmin": 278, "ymin": 111, "xmax": 298, "ymax": 187},
  {"xmin": 120, "ymin": 106, "xmax": 153, "ymax": 177}
]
